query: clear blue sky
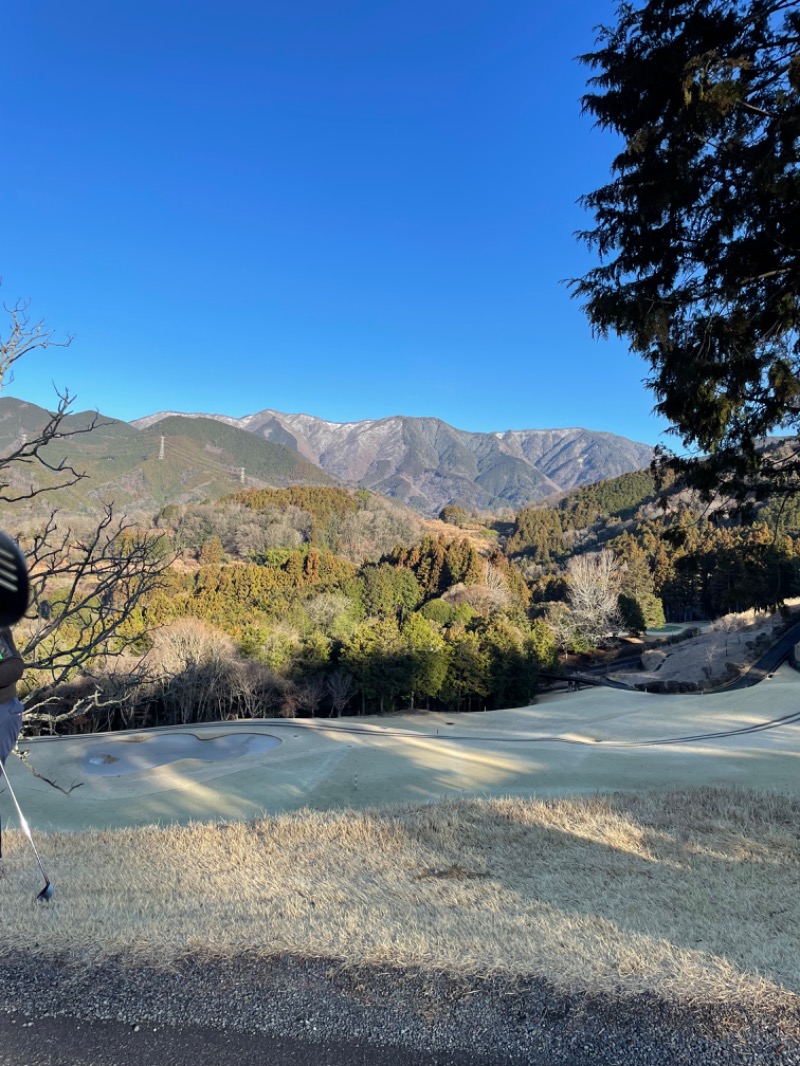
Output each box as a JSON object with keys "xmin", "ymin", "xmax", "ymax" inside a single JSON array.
[{"xmin": 1, "ymin": 0, "xmax": 670, "ymax": 446}]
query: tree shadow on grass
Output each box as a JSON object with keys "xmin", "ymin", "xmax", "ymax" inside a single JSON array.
[{"xmin": 387, "ymin": 780, "xmax": 800, "ymax": 1006}]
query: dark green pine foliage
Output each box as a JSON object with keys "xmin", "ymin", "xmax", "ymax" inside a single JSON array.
[
  {"xmin": 617, "ymin": 593, "xmax": 649, "ymax": 636},
  {"xmin": 439, "ymin": 505, "xmax": 469, "ymax": 526},
  {"xmin": 506, "ymin": 507, "xmax": 565, "ymax": 560},
  {"xmin": 573, "ymin": 0, "xmax": 800, "ymax": 505},
  {"xmin": 478, "ymin": 615, "xmax": 543, "ymax": 709},
  {"xmin": 557, "ymin": 470, "xmax": 661, "ymax": 528},
  {"xmin": 360, "ymin": 562, "xmax": 421, "ymax": 620}
]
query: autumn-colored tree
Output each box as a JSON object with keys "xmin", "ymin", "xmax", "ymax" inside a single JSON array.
[{"xmin": 198, "ymin": 534, "xmax": 224, "ymax": 567}]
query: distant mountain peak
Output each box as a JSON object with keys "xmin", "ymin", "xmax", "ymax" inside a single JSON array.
[{"xmin": 131, "ymin": 410, "xmax": 250, "ymax": 430}]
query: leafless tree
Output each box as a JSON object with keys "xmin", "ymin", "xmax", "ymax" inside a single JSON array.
[
  {"xmin": 279, "ymin": 681, "xmax": 299, "ymax": 719},
  {"xmin": 564, "ymin": 549, "xmax": 622, "ymax": 648},
  {"xmin": 713, "ymin": 614, "xmax": 744, "ymax": 654},
  {"xmin": 545, "ymin": 601, "xmax": 578, "ymax": 660},
  {"xmin": 326, "ymin": 669, "xmax": 354, "ymax": 718},
  {"xmin": 453, "ymin": 583, "xmax": 508, "ymax": 612},
  {"xmin": 140, "ymin": 619, "xmax": 238, "ymax": 725},
  {"xmin": 242, "ymin": 661, "xmax": 285, "ymax": 719},
  {"xmin": 20, "ymin": 507, "xmax": 171, "ymax": 699},
  {"xmin": 304, "ymin": 592, "xmax": 352, "ymax": 635},
  {"xmin": 335, "ymin": 501, "xmax": 421, "ymax": 564},
  {"xmin": 294, "ymin": 676, "xmax": 326, "ymax": 718},
  {"xmin": 0, "ymin": 301, "xmax": 110, "ymax": 502},
  {"xmin": 479, "ymin": 562, "xmax": 511, "ymax": 609},
  {"xmin": 703, "ymin": 642, "xmax": 718, "ymax": 684}
]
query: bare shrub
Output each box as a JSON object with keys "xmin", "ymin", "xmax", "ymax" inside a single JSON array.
[
  {"xmin": 294, "ymin": 676, "xmax": 326, "ymax": 718},
  {"xmin": 335, "ymin": 501, "xmax": 422, "ymax": 564},
  {"xmin": 147, "ymin": 620, "xmax": 237, "ymax": 724},
  {"xmin": 327, "ymin": 670, "xmax": 355, "ymax": 718}
]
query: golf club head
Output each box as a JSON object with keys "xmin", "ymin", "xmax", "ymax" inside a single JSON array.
[
  {"xmin": 36, "ymin": 881, "xmax": 54, "ymax": 902},
  {"xmin": 0, "ymin": 532, "xmax": 29, "ymax": 627}
]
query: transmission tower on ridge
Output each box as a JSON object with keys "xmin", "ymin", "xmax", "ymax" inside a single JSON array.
[{"xmin": 158, "ymin": 436, "xmax": 165, "ymax": 461}]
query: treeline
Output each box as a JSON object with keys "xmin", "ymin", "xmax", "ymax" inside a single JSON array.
[
  {"xmin": 506, "ymin": 469, "xmax": 668, "ymax": 560},
  {"xmin": 126, "ymin": 520, "xmax": 556, "ymax": 723}
]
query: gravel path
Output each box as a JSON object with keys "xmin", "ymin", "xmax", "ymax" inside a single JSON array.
[{"xmin": 0, "ymin": 951, "xmax": 798, "ymax": 1065}]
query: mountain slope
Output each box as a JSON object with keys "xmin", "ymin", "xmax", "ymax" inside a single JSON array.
[
  {"xmin": 134, "ymin": 408, "xmax": 654, "ymax": 513},
  {"xmin": 0, "ymin": 399, "xmax": 332, "ymax": 520}
]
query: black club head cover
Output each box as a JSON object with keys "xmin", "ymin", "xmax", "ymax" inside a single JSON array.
[{"xmin": 0, "ymin": 532, "xmax": 29, "ymax": 627}]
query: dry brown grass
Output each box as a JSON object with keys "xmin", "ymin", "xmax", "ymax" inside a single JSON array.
[{"xmin": 1, "ymin": 786, "xmax": 798, "ymax": 1010}]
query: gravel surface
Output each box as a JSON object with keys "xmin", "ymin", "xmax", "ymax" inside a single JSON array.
[{"xmin": 0, "ymin": 951, "xmax": 798, "ymax": 1065}]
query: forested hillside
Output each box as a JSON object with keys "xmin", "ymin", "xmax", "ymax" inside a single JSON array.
[
  {"xmin": 507, "ymin": 468, "xmax": 800, "ymax": 625},
  {"xmin": 18, "ymin": 455, "xmax": 800, "ymax": 735},
  {"xmin": 35, "ymin": 485, "xmax": 554, "ymax": 729},
  {"xmin": 0, "ymin": 399, "xmax": 331, "ymax": 521}
]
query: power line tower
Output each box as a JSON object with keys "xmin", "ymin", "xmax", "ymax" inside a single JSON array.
[
  {"xmin": 158, "ymin": 436, "xmax": 165, "ymax": 461},
  {"xmin": 239, "ymin": 466, "xmax": 245, "ymax": 484}
]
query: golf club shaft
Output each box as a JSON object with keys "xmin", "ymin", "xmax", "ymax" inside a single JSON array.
[{"xmin": 0, "ymin": 759, "xmax": 49, "ymax": 885}]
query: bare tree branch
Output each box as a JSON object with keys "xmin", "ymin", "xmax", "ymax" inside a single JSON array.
[
  {"xmin": 0, "ymin": 296, "xmax": 172, "ymax": 736},
  {"xmin": 0, "ymin": 300, "xmax": 112, "ymax": 501},
  {"xmin": 17, "ymin": 508, "xmax": 173, "ymax": 702}
]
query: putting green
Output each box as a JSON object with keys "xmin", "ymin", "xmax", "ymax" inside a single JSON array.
[{"xmin": 6, "ymin": 664, "xmax": 800, "ymax": 830}]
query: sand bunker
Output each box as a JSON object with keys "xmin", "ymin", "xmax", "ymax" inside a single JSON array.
[{"xmin": 79, "ymin": 732, "xmax": 281, "ymax": 777}]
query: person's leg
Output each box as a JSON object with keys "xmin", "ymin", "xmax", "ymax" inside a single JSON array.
[
  {"xmin": 0, "ymin": 699, "xmax": 22, "ymax": 861},
  {"xmin": 0, "ymin": 699, "xmax": 23, "ymax": 767}
]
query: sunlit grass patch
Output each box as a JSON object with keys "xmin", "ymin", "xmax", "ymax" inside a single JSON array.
[{"xmin": 1, "ymin": 786, "xmax": 798, "ymax": 1010}]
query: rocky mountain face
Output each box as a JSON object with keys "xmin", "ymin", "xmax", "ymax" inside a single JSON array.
[{"xmin": 133, "ymin": 409, "xmax": 654, "ymax": 513}]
